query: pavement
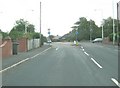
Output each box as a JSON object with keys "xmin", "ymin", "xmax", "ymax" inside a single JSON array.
[
  {"xmin": 2, "ymin": 45, "xmax": 51, "ymax": 69},
  {"xmin": 1, "ymin": 42, "xmax": 119, "ymax": 86}
]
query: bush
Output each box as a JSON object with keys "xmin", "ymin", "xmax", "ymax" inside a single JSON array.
[{"xmin": 109, "ymin": 32, "xmax": 120, "ymax": 41}]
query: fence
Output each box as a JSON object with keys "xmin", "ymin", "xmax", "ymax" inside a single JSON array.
[
  {"xmin": 0, "ymin": 37, "xmax": 40, "ymax": 58},
  {"xmin": 27, "ymin": 39, "xmax": 40, "ymax": 51}
]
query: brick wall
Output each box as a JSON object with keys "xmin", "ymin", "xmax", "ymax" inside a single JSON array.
[
  {"xmin": 18, "ymin": 38, "xmax": 27, "ymax": 52},
  {"xmin": 0, "ymin": 39, "xmax": 12, "ymax": 58}
]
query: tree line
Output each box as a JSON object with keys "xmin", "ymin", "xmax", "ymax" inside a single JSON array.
[
  {"xmin": 0, "ymin": 19, "xmax": 47, "ymax": 44},
  {"xmin": 63, "ymin": 17, "xmax": 120, "ymax": 42}
]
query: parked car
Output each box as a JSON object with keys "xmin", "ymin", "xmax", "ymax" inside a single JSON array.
[
  {"xmin": 47, "ymin": 40, "xmax": 52, "ymax": 43},
  {"xmin": 92, "ymin": 38, "xmax": 103, "ymax": 43}
]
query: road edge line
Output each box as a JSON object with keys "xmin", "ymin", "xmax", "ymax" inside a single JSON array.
[
  {"xmin": 91, "ymin": 58, "xmax": 102, "ymax": 69},
  {"xmin": 0, "ymin": 47, "xmax": 52, "ymax": 73},
  {"xmin": 111, "ymin": 78, "xmax": 120, "ymax": 87},
  {"xmin": 84, "ymin": 51, "xmax": 89, "ymax": 56}
]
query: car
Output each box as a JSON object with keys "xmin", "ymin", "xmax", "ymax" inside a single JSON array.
[
  {"xmin": 92, "ymin": 38, "xmax": 103, "ymax": 43},
  {"xmin": 47, "ymin": 40, "xmax": 52, "ymax": 43}
]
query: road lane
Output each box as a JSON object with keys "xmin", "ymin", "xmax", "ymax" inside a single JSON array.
[
  {"xmin": 80, "ymin": 42, "xmax": 118, "ymax": 85},
  {"xmin": 2, "ymin": 42, "xmax": 116, "ymax": 86}
]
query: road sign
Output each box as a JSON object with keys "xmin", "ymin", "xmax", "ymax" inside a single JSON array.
[
  {"xmin": 48, "ymin": 32, "xmax": 50, "ymax": 34},
  {"xmin": 76, "ymin": 31, "xmax": 78, "ymax": 35}
]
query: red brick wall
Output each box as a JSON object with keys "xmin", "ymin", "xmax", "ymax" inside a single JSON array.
[
  {"xmin": 18, "ymin": 38, "xmax": 27, "ymax": 52},
  {"xmin": 1, "ymin": 39, "xmax": 12, "ymax": 58}
]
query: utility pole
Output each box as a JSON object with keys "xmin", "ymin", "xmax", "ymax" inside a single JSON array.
[
  {"xmin": 39, "ymin": 2, "xmax": 42, "ymax": 47},
  {"xmin": 101, "ymin": 10, "xmax": 104, "ymax": 40},
  {"xmin": 112, "ymin": 0, "xmax": 115, "ymax": 45},
  {"xmin": 25, "ymin": 24, "xmax": 27, "ymax": 34},
  {"xmin": 117, "ymin": 2, "xmax": 119, "ymax": 46},
  {"xmin": 94, "ymin": 9, "xmax": 104, "ymax": 40},
  {"xmin": 90, "ymin": 20, "xmax": 92, "ymax": 42},
  {"xmin": 75, "ymin": 28, "xmax": 78, "ymax": 45}
]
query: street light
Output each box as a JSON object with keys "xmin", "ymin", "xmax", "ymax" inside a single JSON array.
[
  {"xmin": 25, "ymin": 23, "xmax": 28, "ymax": 34},
  {"xmin": 89, "ymin": 20, "xmax": 93, "ymax": 42},
  {"xmin": 39, "ymin": 2, "xmax": 42, "ymax": 47},
  {"xmin": 86, "ymin": 17, "xmax": 92, "ymax": 42},
  {"xmin": 94, "ymin": 9, "xmax": 104, "ymax": 40},
  {"xmin": 117, "ymin": 2, "xmax": 120, "ymax": 46},
  {"xmin": 112, "ymin": 0, "xmax": 115, "ymax": 45},
  {"xmin": 76, "ymin": 29, "xmax": 78, "ymax": 42},
  {"xmin": 24, "ymin": 10, "xmax": 34, "ymax": 34}
]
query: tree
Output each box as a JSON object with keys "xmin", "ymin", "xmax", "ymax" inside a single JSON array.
[
  {"xmin": 0, "ymin": 30, "xmax": 9, "ymax": 39},
  {"xmin": 102, "ymin": 17, "xmax": 120, "ymax": 41},
  {"xmin": 27, "ymin": 24, "xmax": 35, "ymax": 33},
  {"xmin": 63, "ymin": 17, "xmax": 101, "ymax": 41},
  {"xmin": 32, "ymin": 32, "xmax": 47, "ymax": 44},
  {"xmin": 9, "ymin": 19, "xmax": 35, "ymax": 40},
  {"xmin": 15, "ymin": 19, "xmax": 28, "ymax": 32},
  {"xmin": 73, "ymin": 17, "xmax": 100, "ymax": 41}
]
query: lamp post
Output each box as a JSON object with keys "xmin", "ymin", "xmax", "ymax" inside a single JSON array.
[
  {"xmin": 112, "ymin": 0, "xmax": 115, "ymax": 45},
  {"xmin": 117, "ymin": 2, "xmax": 120, "ymax": 46},
  {"xmin": 39, "ymin": 2, "xmax": 42, "ymax": 47},
  {"xmin": 76, "ymin": 29, "xmax": 78, "ymax": 42},
  {"xmin": 94, "ymin": 9, "xmax": 104, "ymax": 40},
  {"xmin": 25, "ymin": 24, "xmax": 27, "ymax": 34},
  {"xmin": 86, "ymin": 17, "xmax": 92, "ymax": 42},
  {"xmin": 89, "ymin": 20, "xmax": 93, "ymax": 42},
  {"xmin": 24, "ymin": 10, "xmax": 34, "ymax": 35}
]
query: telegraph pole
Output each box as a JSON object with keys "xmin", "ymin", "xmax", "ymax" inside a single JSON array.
[
  {"xmin": 39, "ymin": 2, "xmax": 42, "ymax": 47},
  {"xmin": 90, "ymin": 20, "xmax": 92, "ymax": 42},
  {"xmin": 117, "ymin": 2, "xmax": 119, "ymax": 46},
  {"xmin": 112, "ymin": 0, "xmax": 115, "ymax": 45},
  {"xmin": 94, "ymin": 9, "xmax": 104, "ymax": 40}
]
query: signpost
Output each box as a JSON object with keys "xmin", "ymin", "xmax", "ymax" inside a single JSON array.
[
  {"xmin": 76, "ymin": 30, "xmax": 78, "ymax": 46},
  {"xmin": 48, "ymin": 29, "xmax": 51, "ymax": 45}
]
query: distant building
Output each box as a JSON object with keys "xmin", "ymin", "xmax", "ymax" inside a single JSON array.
[{"xmin": 52, "ymin": 35, "xmax": 61, "ymax": 42}]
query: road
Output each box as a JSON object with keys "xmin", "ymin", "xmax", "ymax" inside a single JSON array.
[{"xmin": 2, "ymin": 42, "xmax": 119, "ymax": 86}]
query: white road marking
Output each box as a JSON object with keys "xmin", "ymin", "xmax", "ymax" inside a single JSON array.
[
  {"xmin": 0, "ymin": 58, "xmax": 30, "ymax": 73},
  {"xmin": 91, "ymin": 58, "xmax": 102, "ymax": 68},
  {"xmin": 82, "ymin": 49, "xmax": 85, "ymax": 51},
  {"xmin": 81, "ymin": 46, "xmax": 83, "ymax": 49},
  {"xmin": 84, "ymin": 52, "xmax": 89, "ymax": 56},
  {"xmin": 30, "ymin": 53, "xmax": 40, "ymax": 59},
  {"xmin": 56, "ymin": 47, "xmax": 59, "ymax": 50},
  {"xmin": 0, "ymin": 47, "xmax": 52, "ymax": 73},
  {"xmin": 111, "ymin": 78, "xmax": 120, "ymax": 87}
]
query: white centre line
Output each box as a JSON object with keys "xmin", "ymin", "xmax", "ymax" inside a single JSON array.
[
  {"xmin": 56, "ymin": 47, "xmax": 59, "ymax": 50},
  {"xmin": 84, "ymin": 52, "xmax": 89, "ymax": 56},
  {"xmin": 91, "ymin": 58, "xmax": 102, "ymax": 69},
  {"xmin": 82, "ymin": 49, "xmax": 85, "ymax": 51},
  {"xmin": 0, "ymin": 47, "xmax": 52, "ymax": 73},
  {"xmin": 111, "ymin": 78, "xmax": 120, "ymax": 87},
  {"xmin": 81, "ymin": 46, "xmax": 83, "ymax": 49}
]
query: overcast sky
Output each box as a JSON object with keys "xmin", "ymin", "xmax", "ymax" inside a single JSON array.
[{"xmin": 0, "ymin": 0, "xmax": 119, "ymax": 36}]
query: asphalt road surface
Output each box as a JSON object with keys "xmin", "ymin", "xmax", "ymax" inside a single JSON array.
[{"xmin": 2, "ymin": 42, "xmax": 119, "ymax": 86}]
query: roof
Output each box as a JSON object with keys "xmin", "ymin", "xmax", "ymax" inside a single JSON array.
[{"xmin": 52, "ymin": 36, "xmax": 61, "ymax": 40}]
